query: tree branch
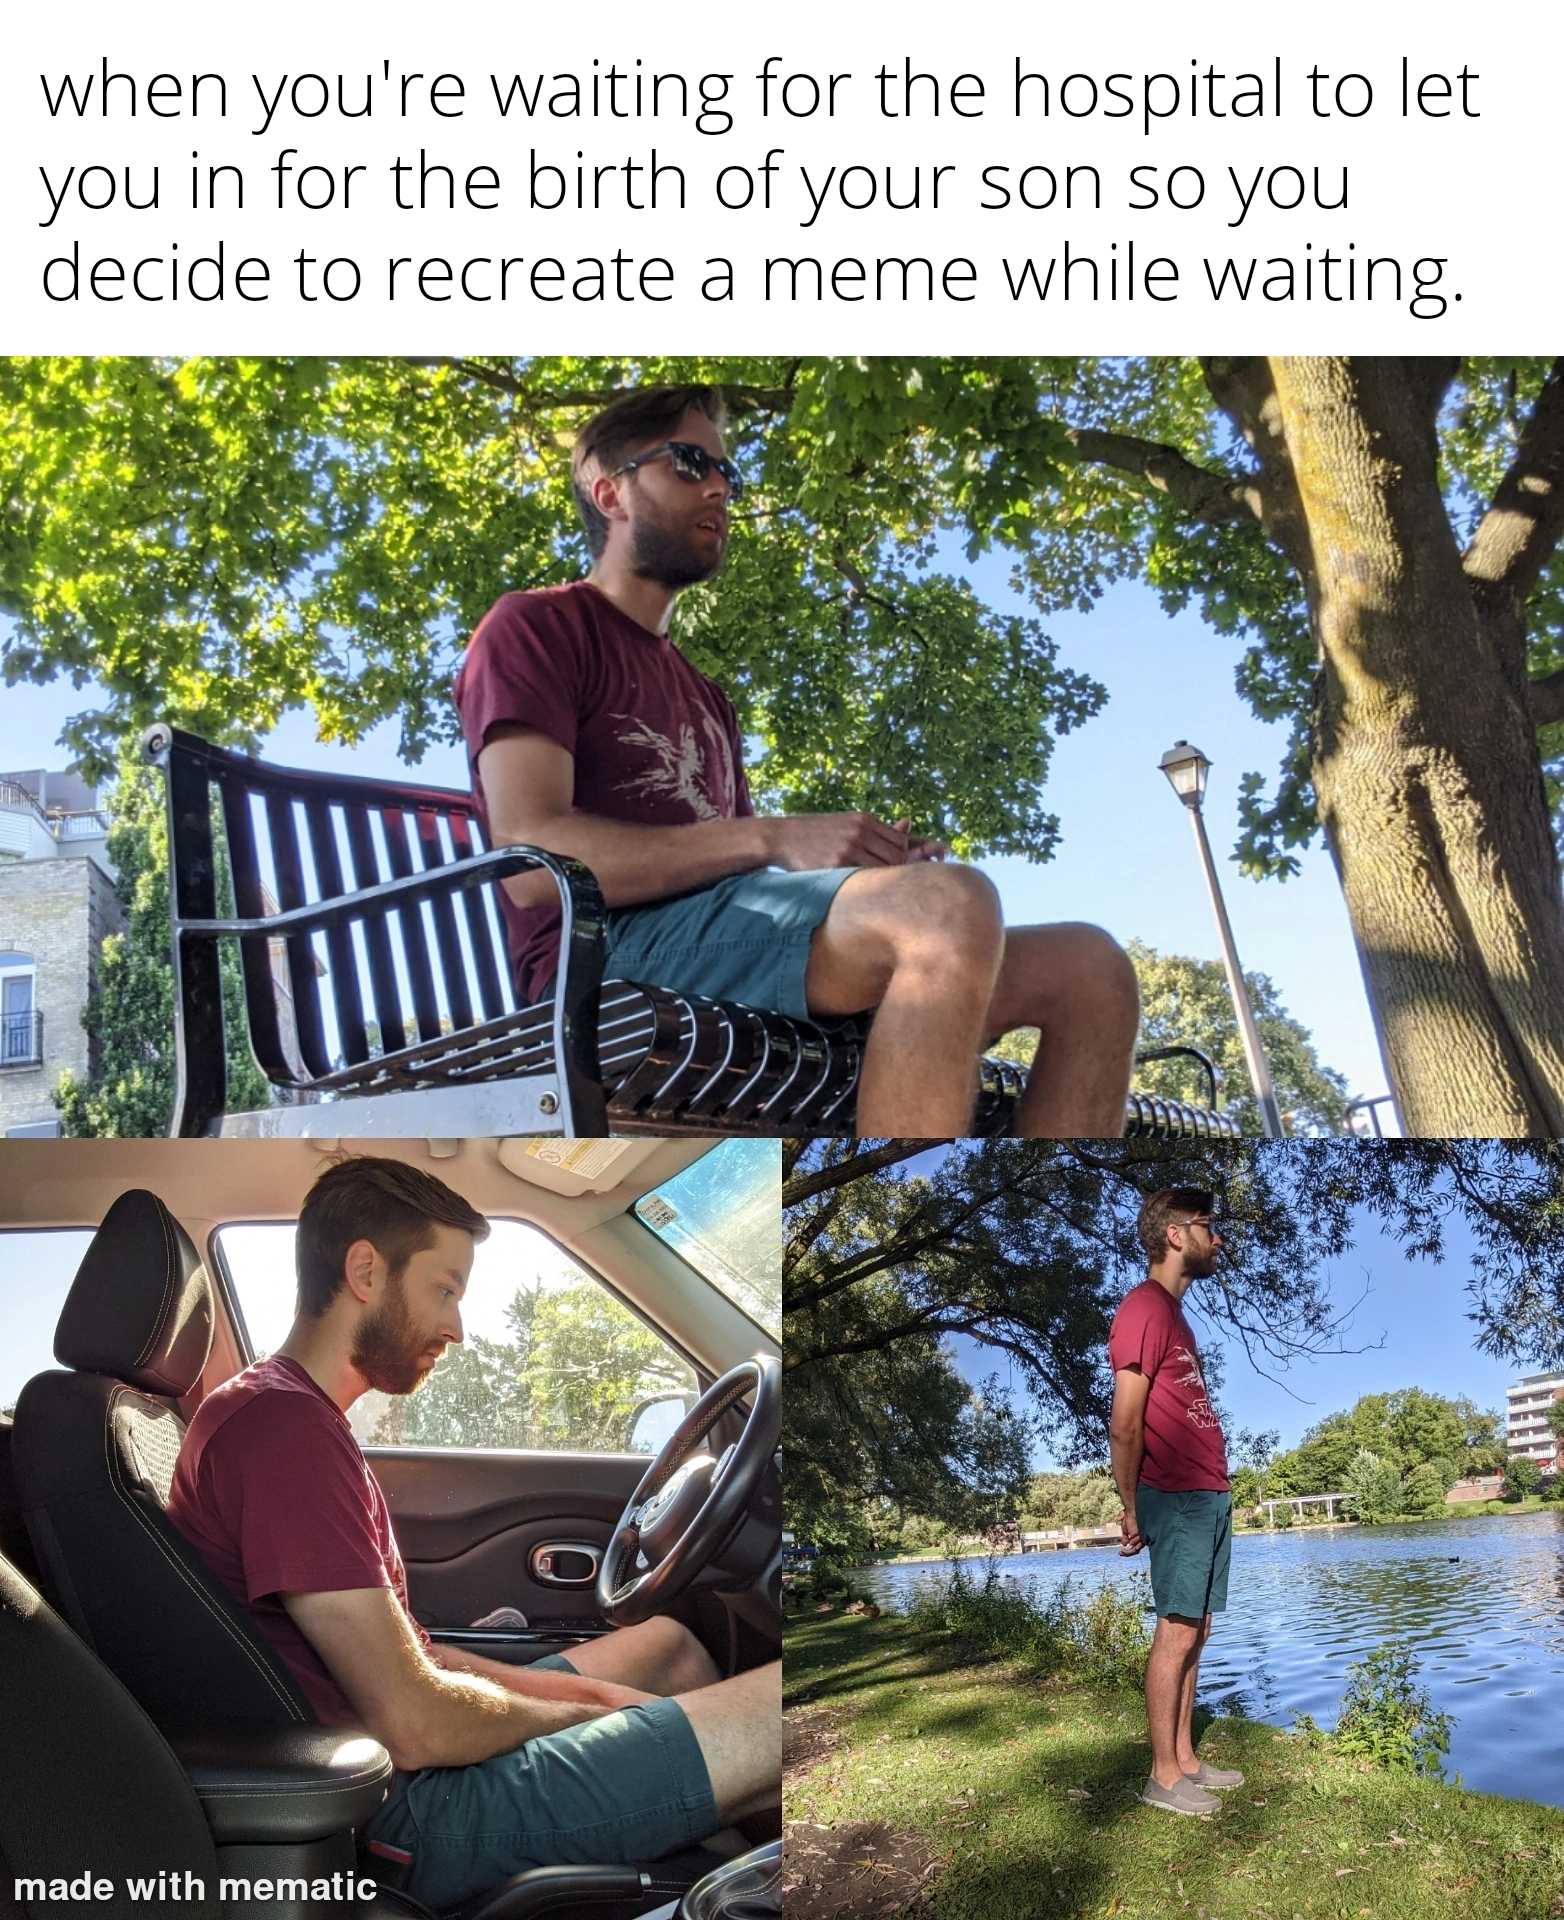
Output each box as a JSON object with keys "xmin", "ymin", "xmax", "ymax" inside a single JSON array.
[
  {"xmin": 782, "ymin": 1139, "xmax": 939, "ymax": 1208},
  {"xmin": 1465, "ymin": 358, "xmax": 1564, "ymax": 613},
  {"xmin": 1061, "ymin": 425, "xmax": 1264, "ymax": 529}
]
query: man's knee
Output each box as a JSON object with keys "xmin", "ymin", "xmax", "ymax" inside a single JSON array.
[
  {"xmin": 885, "ymin": 862, "xmax": 1004, "ymax": 968},
  {"xmin": 1155, "ymin": 1612, "xmax": 1204, "ymax": 1651},
  {"xmin": 653, "ymin": 1614, "xmax": 717, "ymax": 1690}
]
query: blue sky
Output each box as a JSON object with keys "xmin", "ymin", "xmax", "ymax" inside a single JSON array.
[{"xmin": 0, "ymin": 537, "xmax": 1391, "ymax": 1108}]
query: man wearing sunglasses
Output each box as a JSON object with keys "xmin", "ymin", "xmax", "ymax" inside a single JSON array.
[
  {"xmin": 1108, "ymin": 1187, "xmax": 1242, "ymax": 1819},
  {"xmin": 456, "ymin": 383, "xmax": 1140, "ymax": 1135}
]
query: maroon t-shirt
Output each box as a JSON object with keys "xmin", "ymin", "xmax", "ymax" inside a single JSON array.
[
  {"xmin": 167, "ymin": 1354, "xmax": 432, "ymax": 1727},
  {"xmin": 454, "ymin": 579, "xmax": 755, "ymax": 1001},
  {"xmin": 1108, "ymin": 1280, "xmax": 1230, "ymax": 1492}
]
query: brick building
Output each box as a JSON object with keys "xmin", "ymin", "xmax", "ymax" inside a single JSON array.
[{"xmin": 0, "ymin": 771, "xmax": 120, "ymax": 1137}]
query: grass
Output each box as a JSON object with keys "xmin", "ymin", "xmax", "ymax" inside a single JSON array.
[{"xmin": 785, "ymin": 1609, "xmax": 1564, "ymax": 1920}]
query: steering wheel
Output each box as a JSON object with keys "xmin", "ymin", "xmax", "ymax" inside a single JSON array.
[{"xmin": 596, "ymin": 1354, "xmax": 781, "ymax": 1627}]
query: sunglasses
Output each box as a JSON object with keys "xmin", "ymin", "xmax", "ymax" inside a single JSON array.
[{"xmin": 609, "ymin": 440, "xmax": 745, "ymax": 501}]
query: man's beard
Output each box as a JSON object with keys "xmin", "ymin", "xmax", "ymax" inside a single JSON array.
[
  {"xmin": 1185, "ymin": 1248, "xmax": 1221, "ymax": 1279},
  {"xmin": 630, "ymin": 511, "xmax": 723, "ymax": 589},
  {"xmin": 351, "ymin": 1272, "xmax": 437, "ymax": 1396}
]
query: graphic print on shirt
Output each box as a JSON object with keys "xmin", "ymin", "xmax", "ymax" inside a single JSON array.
[
  {"xmin": 1170, "ymin": 1344, "xmax": 1222, "ymax": 1429},
  {"xmin": 611, "ymin": 711, "xmax": 736, "ymax": 819}
]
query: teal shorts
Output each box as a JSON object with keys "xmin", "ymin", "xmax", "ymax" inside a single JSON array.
[
  {"xmin": 363, "ymin": 1651, "xmax": 720, "ymax": 1911},
  {"xmin": 1134, "ymin": 1485, "xmax": 1232, "ymax": 1619},
  {"xmin": 592, "ymin": 865, "xmax": 860, "ymax": 1022}
]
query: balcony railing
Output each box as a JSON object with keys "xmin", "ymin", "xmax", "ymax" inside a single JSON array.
[
  {"xmin": 0, "ymin": 782, "xmax": 110, "ymax": 840},
  {"xmin": 0, "ymin": 1008, "xmax": 43, "ymax": 1065}
]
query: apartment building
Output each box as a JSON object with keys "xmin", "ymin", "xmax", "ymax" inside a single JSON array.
[
  {"xmin": 0, "ymin": 771, "xmax": 120, "ymax": 1138},
  {"xmin": 1505, "ymin": 1371, "xmax": 1564, "ymax": 1473}
]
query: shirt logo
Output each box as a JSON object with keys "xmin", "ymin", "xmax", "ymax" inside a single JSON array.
[
  {"xmin": 1170, "ymin": 1344, "xmax": 1222, "ymax": 1430},
  {"xmin": 611, "ymin": 712, "xmax": 736, "ymax": 819}
]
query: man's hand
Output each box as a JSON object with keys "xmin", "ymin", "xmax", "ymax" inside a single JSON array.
[
  {"xmin": 897, "ymin": 817, "xmax": 951, "ymax": 863},
  {"xmin": 760, "ymin": 812, "xmax": 912, "ymax": 872},
  {"xmin": 1119, "ymin": 1504, "xmax": 1143, "ymax": 1555}
]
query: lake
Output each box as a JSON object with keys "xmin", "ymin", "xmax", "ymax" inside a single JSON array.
[{"xmin": 852, "ymin": 1510, "xmax": 1564, "ymax": 1808}]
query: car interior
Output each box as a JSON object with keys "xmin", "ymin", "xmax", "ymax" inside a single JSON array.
[{"xmin": 0, "ymin": 1136, "xmax": 781, "ymax": 1920}]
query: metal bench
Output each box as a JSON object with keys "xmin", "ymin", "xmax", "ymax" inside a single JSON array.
[{"xmin": 147, "ymin": 725, "xmax": 1240, "ymax": 1140}]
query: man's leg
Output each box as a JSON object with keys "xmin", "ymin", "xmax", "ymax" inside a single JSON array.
[
  {"xmin": 676, "ymin": 1660, "xmax": 781, "ymax": 1822},
  {"xmin": 805, "ymin": 869, "xmax": 1138, "ymax": 1137},
  {"xmin": 984, "ymin": 923, "xmax": 1141, "ymax": 1137},
  {"xmin": 562, "ymin": 1614, "xmax": 720, "ymax": 1697},
  {"xmin": 804, "ymin": 863, "xmax": 1008, "ymax": 1134},
  {"xmin": 1144, "ymin": 1614, "xmax": 1203, "ymax": 1791},
  {"xmin": 1176, "ymin": 1612, "xmax": 1213, "ymax": 1773}
]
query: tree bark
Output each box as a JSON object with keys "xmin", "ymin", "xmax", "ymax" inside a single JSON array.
[{"xmin": 1265, "ymin": 358, "xmax": 1564, "ymax": 1135}]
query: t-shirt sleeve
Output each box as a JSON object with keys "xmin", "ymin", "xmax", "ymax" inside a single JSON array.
[
  {"xmin": 208, "ymin": 1397, "xmax": 393, "ymax": 1604},
  {"xmin": 455, "ymin": 593, "xmax": 585, "ymax": 769},
  {"xmin": 1108, "ymin": 1293, "xmax": 1172, "ymax": 1383}
]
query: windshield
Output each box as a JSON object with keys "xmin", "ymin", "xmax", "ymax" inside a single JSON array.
[{"xmin": 635, "ymin": 1139, "xmax": 781, "ymax": 1339}]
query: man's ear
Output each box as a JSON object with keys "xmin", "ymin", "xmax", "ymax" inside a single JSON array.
[
  {"xmin": 590, "ymin": 468, "xmax": 629, "ymax": 526},
  {"xmin": 342, "ymin": 1238, "xmax": 378, "ymax": 1306}
]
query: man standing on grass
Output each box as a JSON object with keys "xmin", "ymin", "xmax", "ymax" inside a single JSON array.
[
  {"xmin": 1108, "ymin": 1186, "xmax": 1245, "ymax": 1818},
  {"xmin": 454, "ymin": 382, "xmax": 1141, "ymax": 1138}
]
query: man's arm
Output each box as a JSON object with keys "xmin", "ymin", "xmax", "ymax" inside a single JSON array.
[
  {"xmin": 432, "ymin": 1642, "xmax": 652, "ymax": 1712},
  {"xmin": 283, "ymin": 1588, "xmax": 611, "ymax": 1771},
  {"xmin": 1109, "ymin": 1366, "xmax": 1151, "ymax": 1547},
  {"xmin": 478, "ymin": 728, "xmax": 913, "ymax": 913}
]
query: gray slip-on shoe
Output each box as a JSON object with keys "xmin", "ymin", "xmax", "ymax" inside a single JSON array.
[
  {"xmin": 1140, "ymin": 1774, "xmax": 1221, "ymax": 1816},
  {"xmin": 1185, "ymin": 1760, "xmax": 1245, "ymax": 1790}
]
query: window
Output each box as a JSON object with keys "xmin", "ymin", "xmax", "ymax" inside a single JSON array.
[
  {"xmin": 0, "ymin": 1230, "xmax": 95, "ymax": 1415},
  {"xmin": 213, "ymin": 1219, "xmax": 697, "ymax": 1453},
  {"xmin": 635, "ymin": 1139, "xmax": 781, "ymax": 1339},
  {"xmin": 0, "ymin": 952, "xmax": 38, "ymax": 1066}
]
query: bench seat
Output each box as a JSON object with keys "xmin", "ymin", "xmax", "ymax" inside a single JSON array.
[{"xmin": 147, "ymin": 724, "xmax": 1239, "ymax": 1141}]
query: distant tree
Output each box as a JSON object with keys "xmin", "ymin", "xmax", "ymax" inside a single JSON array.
[
  {"xmin": 1546, "ymin": 1398, "xmax": 1564, "ymax": 1444},
  {"xmin": 997, "ymin": 940, "xmax": 1351, "ymax": 1133},
  {"xmin": 372, "ymin": 1279, "xmax": 691, "ymax": 1452},
  {"xmin": 1268, "ymin": 1389, "xmax": 1505, "ymax": 1497},
  {"xmin": 1402, "ymin": 1462, "xmax": 1450, "ymax": 1517},
  {"xmin": 1343, "ymin": 1449, "xmax": 1406, "ymax": 1524},
  {"xmin": 1501, "ymin": 1457, "xmax": 1542, "ymax": 1501},
  {"xmin": 52, "ymin": 747, "xmax": 268, "ymax": 1136},
  {"xmin": 1229, "ymin": 1464, "xmax": 1265, "ymax": 1511}
]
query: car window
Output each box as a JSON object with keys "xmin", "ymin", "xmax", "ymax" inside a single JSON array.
[
  {"xmin": 635, "ymin": 1139, "xmax": 781, "ymax": 1339},
  {"xmin": 213, "ymin": 1219, "xmax": 698, "ymax": 1452},
  {"xmin": 0, "ymin": 1230, "xmax": 96, "ymax": 1415}
]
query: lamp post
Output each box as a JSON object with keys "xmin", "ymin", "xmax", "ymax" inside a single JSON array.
[{"xmin": 1158, "ymin": 740, "xmax": 1285, "ymax": 1139}]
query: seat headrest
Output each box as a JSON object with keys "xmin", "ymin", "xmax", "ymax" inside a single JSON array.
[{"xmin": 53, "ymin": 1191, "xmax": 214, "ymax": 1397}]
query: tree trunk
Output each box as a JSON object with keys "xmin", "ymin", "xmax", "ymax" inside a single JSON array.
[{"xmin": 1270, "ymin": 358, "xmax": 1564, "ymax": 1135}]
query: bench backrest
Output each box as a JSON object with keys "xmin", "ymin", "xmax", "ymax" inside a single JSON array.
[{"xmin": 149, "ymin": 723, "xmax": 521, "ymax": 1119}]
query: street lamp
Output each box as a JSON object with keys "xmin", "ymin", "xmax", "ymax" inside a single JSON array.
[{"xmin": 1158, "ymin": 740, "xmax": 1285, "ymax": 1139}]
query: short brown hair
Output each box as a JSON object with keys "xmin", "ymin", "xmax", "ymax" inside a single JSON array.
[
  {"xmin": 570, "ymin": 385, "xmax": 729, "ymax": 558},
  {"xmin": 1136, "ymin": 1187, "xmax": 1215, "ymax": 1262},
  {"xmin": 295, "ymin": 1156, "xmax": 489, "ymax": 1318}
]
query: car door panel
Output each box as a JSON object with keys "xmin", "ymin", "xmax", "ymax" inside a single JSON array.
[{"xmin": 369, "ymin": 1447, "xmax": 643, "ymax": 1638}]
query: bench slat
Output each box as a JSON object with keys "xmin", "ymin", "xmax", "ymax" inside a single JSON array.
[
  {"xmin": 263, "ymin": 791, "xmax": 334, "ymax": 1081},
  {"xmin": 304, "ymin": 797, "xmax": 369, "ymax": 1067},
  {"xmin": 379, "ymin": 806, "xmax": 444, "ymax": 1045},
  {"xmin": 448, "ymin": 811, "xmax": 508, "ymax": 1023},
  {"xmin": 341, "ymin": 802, "xmax": 409, "ymax": 1056}
]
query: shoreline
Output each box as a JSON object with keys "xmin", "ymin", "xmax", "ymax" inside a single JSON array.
[{"xmin": 854, "ymin": 1499, "xmax": 1555, "ymax": 1568}]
